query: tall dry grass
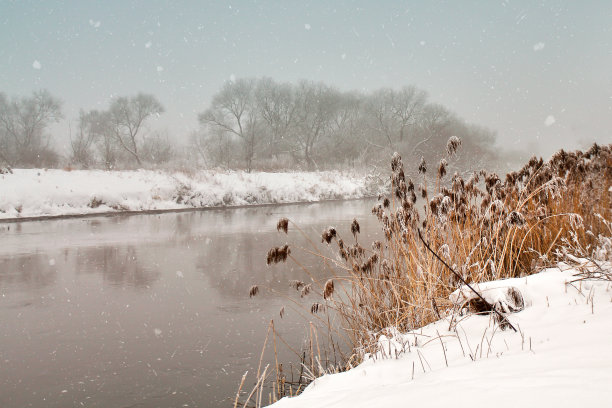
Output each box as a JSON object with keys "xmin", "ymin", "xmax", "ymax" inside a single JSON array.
[{"xmin": 236, "ymin": 140, "xmax": 611, "ymax": 407}]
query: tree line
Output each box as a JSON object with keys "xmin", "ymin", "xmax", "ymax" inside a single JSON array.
[{"xmin": 0, "ymin": 79, "xmax": 498, "ymax": 172}]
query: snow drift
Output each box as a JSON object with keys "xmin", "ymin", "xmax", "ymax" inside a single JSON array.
[
  {"xmin": 0, "ymin": 169, "xmax": 379, "ymax": 220},
  {"xmin": 270, "ymin": 259, "xmax": 612, "ymax": 408}
]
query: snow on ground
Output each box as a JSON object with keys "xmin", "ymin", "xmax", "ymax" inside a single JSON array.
[
  {"xmin": 0, "ymin": 169, "xmax": 379, "ymax": 220},
  {"xmin": 270, "ymin": 260, "xmax": 612, "ymax": 408}
]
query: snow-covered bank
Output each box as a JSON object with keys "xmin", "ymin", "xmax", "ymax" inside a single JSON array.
[
  {"xmin": 0, "ymin": 169, "xmax": 380, "ymax": 220},
  {"xmin": 271, "ymin": 260, "xmax": 612, "ymax": 408}
]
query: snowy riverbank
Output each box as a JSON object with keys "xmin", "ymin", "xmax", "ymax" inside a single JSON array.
[
  {"xmin": 270, "ymin": 259, "xmax": 612, "ymax": 408},
  {"xmin": 0, "ymin": 169, "xmax": 380, "ymax": 220}
]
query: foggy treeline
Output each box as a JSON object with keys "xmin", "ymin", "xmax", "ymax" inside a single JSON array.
[{"xmin": 0, "ymin": 78, "xmax": 499, "ymax": 173}]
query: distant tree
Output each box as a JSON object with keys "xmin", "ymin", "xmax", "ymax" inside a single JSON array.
[
  {"xmin": 199, "ymin": 78, "xmax": 260, "ymax": 172},
  {"xmin": 107, "ymin": 93, "xmax": 164, "ymax": 166},
  {"xmin": 292, "ymin": 81, "xmax": 339, "ymax": 169},
  {"xmin": 141, "ymin": 130, "xmax": 175, "ymax": 164},
  {"xmin": 325, "ymin": 91, "xmax": 365, "ymax": 166},
  {"xmin": 412, "ymin": 103, "xmax": 452, "ymax": 158},
  {"xmin": 391, "ymin": 86, "xmax": 427, "ymax": 144},
  {"xmin": 69, "ymin": 110, "xmax": 99, "ymax": 168},
  {"xmin": 255, "ymin": 78, "xmax": 296, "ymax": 158},
  {"xmin": 0, "ymin": 90, "xmax": 62, "ymax": 167},
  {"xmin": 364, "ymin": 88, "xmax": 396, "ymax": 149}
]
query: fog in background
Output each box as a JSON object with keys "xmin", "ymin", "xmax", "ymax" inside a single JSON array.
[{"xmin": 1, "ymin": 0, "xmax": 610, "ymax": 166}]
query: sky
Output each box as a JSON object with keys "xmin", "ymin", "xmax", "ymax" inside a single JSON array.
[{"xmin": 1, "ymin": 0, "xmax": 611, "ymax": 158}]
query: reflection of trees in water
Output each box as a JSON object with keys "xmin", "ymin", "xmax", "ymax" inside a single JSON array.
[
  {"xmin": 75, "ymin": 246, "xmax": 160, "ymax": 289},
  {"xmin": 0, "ymin": 255, "xmax": 57, "ymax": 289}
]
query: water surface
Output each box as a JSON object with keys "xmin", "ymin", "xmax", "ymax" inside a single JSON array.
[{"xmin": 0, "ymin": 200, "xmax": 379, "ymax": 407}]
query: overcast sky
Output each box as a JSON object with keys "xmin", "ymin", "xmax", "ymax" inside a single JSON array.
[{"xmin": 1, "ymin": 0, "xmax": 610, "ymax": 158}]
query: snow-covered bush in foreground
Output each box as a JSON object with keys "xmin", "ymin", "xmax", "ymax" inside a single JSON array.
[{"xmin": 0, "ymin": 169, "xmax": 380, "ymax": 219}]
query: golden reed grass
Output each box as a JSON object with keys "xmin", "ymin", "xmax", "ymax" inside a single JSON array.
[{"xmin": 236, "ymin": 140, "xmax": 611, "ymax": 407}]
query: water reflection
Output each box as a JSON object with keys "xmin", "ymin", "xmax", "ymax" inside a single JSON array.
[
  {"xmin": 0, "ymin": 200, "xmax": 378, "ymax": 408},
  {"xmin": 75, "ymin": 246, "xmax": 160, "ymax": 289},
  {"xmin": 0, "ymin": 254, "xmax": 57, "ymax": 289}
]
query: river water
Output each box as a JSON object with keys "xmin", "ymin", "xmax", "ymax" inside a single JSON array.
[{"xmin": 0, "ymin": 200, "xmax": 379, "ymax": 408}]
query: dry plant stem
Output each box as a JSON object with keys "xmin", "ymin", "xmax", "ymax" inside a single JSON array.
[
  {"xmin": 418, "ymin": 228, "xmax": 518, "ymax": 332},
  {"xmin": 234, "ymin": 371, "xmax": 248, "ymax": 408}
]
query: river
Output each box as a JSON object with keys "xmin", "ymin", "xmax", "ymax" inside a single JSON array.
[{"xmin": 0, "ymin": 200, "xmax": 379, "ymax": 408}]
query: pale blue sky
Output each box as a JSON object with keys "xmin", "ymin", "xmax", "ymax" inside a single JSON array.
[{"xmin": 1, "ymin": 0, "xmax": 610, "ymax": 156}]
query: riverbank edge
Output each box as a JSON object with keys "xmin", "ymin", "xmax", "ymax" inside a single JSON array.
[{"xmin": 0, "ymin": 196, "xmax": 377, "ymax": 224}]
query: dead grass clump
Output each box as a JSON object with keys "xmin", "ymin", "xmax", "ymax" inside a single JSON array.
[{"xmin": 238, "ymin": 140, "xmax": 611, "ymax": 407}]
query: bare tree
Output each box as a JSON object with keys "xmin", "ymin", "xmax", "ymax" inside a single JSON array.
[
  {"xmin": 391, "ymin": 86, "xmax": 427, "ymax": 143},
  {"xmin": 108, "ymin": 93, "xmax": 164, "ymax": 166},
  {"xmin": 255, "ymin": 78, "xmax": 296, "ymax": 158},
  {"xmin": 364, "ymin": 88, "xmax": 396, "ymax": 149},
  {"xmin": 0, "ymin": 90, "xmax": 62, "ymax": 167},
  {"xmin": 69, "ymin": 111, "xmax": 98, "ymax": 168},
  {"xmin": 412, "ymin": 103, "xmax": 452, "ymax": 157},
  {"xmin": 141, "ymin": 130, "xmax": 175, "ymax": 164},
  {"xmin": 326, "ymin": 91, "xmax": 365, "ymax": 166},
  {"xmin": 199, "ymin": 78, "xmax": 260, "ymax": 172},
  {"xmin": 292, "ymin": 81, "xmax": 338, "ymax": 169}
]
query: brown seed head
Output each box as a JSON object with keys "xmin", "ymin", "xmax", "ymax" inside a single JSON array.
[
  {"xmin": 321, "ymin": 227, "xmax": 337, "ymax": 244},
  {"xmin": 249, "ymin": 285, "xmax": 259, "ymax": 298},
  {"xmin": 418, "ymin": 156, "xmax": 427, "ymax": 174},
  {"xmin": 446, "ymin": 136, "xmax": 462, "ymax": 156},
  {"xmin": 310, "ymin": 302, "xmax": 324, "ymax": 314},
  {"xmin": 351, "ymin": 218, "xmax": 360, "ymax": 237},
  {"xmin": 438, "ymin": 159, "xmax": 448, "ymax": 179},
  {"xmin": 506, "ymin": 211, "xmax": 526, "ymax": 227},
  {"xmin": 276, "ymin": 218, "xmax": 289, "ymax": 234},
  {"xmin": 289, "ymin": 280, "xmax": 305, "ymax": 290},
  {"xmin": 266, "ymin": 244, "xmax": 291, "ymax": 265},
  {"xmin": 323, "ymin": 279, "xmax": 335, "ymax": 300}
]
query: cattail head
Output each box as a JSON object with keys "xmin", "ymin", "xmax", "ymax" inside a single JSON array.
[
  {"xmin": 321, "ymin": 227, "xmax": 337, "ymax": 244},
  {"xmin": 391, "ymin": 152, "xmax": 403, "ymax": 172},
  {"xmin": 249, "ymin": 285, "xmax": 259, "ymax": 298},
  {"xmin": 266, "ymin": 244, "xmax": 291, "ymax": 265},
  {"xmin": 383, "ymin": 197, "xmax": 390, "ymax": 208},
  {"xmin": 323, "ymin": 279, "xmax": 335, "ymax": 300},
  {"xmin": 418, "ymin": 183, "xmax": 427, "ymax": 199},
  {"xmin": 418, "ymin": 156, "xmax": 427, "ymax": 174},
  {"xmin": 310, "ymin": 302, "xmax": 324, "ymax": 314},
  {"xmin": 446, "ymin": 136, "xmax": 462, "ymax": 157},
  {"xmin": 276, "ymin": 217, "xmax": 289, "ymax": 234},
  {"xmin": 439, "ymin": 195, "xmax": 452, "ymax": 216},
  {"xmin": 381, "ymin": 259, "xmax": 392, "ymax": 279},
  {"xmin": 438, "ymin": 159, "xmax": 448, "ymax": 179},
  {"xmin": 351, "ymin": 218, "xmax": 360, "ymax": 238},
  {"xmin": 506, "ymin": 211, "xmax": 526, "ymax": 227},
  {"xmin": 406, "ymin": 178, "xmax": 415, "ymax": 192},
  {"xmin": 289, "ymin": 280, "xmax": 305, "ymax": 290}
]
